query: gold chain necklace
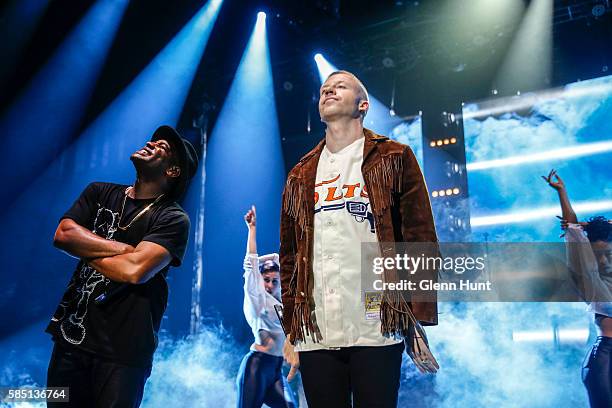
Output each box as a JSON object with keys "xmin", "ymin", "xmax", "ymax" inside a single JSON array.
[{"xmin": 117, "ymin": 186, "xmax": 165, "ymax": 231}]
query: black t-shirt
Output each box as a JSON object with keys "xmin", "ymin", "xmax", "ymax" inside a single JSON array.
[{"xmin": 46, "ymin": 182, "xmax": 190, "ymax": 367}]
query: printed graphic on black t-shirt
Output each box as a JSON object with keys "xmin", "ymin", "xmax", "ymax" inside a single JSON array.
[
  {"xmin": 51, "ymin": 204, "xmax": 117, "ymax": 345},
  {"xmin": 46, "ymin": 182, "xmax": 190, "ymax": 367}
]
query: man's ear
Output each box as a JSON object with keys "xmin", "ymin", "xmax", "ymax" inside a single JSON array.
[
  {"xmin": 166, "ymin": 165, "xmax": 181, "ymax": 178},
  {"xmin": 358, "ymin": 99, "xmax": 369, "ymax": 117}
]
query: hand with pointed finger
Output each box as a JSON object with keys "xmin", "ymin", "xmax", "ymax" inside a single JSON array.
[
  {"xmin": 283, "ymin": 335, "xmax": 300, "ymax": 382},
  {"xmin": 405, "ymin": 321, "xmax": 439, "ymax": 374},
  {"xmin": 244, "ymin": 205, "xmax": 257, "ymax": 229}
]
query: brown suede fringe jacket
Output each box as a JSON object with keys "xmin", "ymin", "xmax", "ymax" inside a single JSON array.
[{"xmin": 280, "ymin": 128, "xmax": 439, "ymax": 345}]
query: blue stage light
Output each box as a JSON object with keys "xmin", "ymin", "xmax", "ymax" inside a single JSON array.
[
  {"xmin": 313, "ymin": 53, "xmax": 336, "ymax": 82},
  {"xmin": 198, "ymin": 9, "xmax": 284, "ymax": 336},
  {"xmin": 0, "ymin": 0, "xmax": 130, "ymax": 209},
  {"xmin": 0, "ymin": 0, "xmax": 223, "ymax": 370}
]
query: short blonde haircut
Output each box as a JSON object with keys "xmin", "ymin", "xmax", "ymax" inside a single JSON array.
[{"xmin": 326, "ymin": 70, "xmax": 369, "ymax": 119}]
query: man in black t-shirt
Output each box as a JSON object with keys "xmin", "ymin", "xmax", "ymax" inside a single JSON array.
[{"xmin": 46, "ymin": 125, "xmax": 198, "ymax": 407}]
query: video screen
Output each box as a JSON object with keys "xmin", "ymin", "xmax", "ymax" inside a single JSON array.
[{"xmin": 463, "ymin": 75, "xmax": 612, "ymax": 242}]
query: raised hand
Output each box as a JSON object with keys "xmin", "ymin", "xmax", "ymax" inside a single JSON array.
[
  {"xmin": 541, "ymin": 169, "xmax": 566, "ymax": 192},
  {"xmin": 244, "ymin": 205, "xmax": 257, "ymax": 228}
]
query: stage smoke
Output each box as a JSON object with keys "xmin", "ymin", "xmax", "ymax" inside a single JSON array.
[{"xmin": 142, "ymin": 326, "xmax": 242, "ymax": 407}]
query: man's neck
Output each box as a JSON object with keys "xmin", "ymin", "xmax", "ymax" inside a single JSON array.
[
  {"xmin": 324, "ymin": 118, "xmax": 364, "ymax": 153},
  {"xmin": 130, "ymin": 177, "xmax": 166, "ymax": 199}
]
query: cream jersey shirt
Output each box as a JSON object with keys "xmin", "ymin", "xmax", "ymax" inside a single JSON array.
[{"xmin": 297, "ymin": 136, "xmax": 402, "ymax": 351}]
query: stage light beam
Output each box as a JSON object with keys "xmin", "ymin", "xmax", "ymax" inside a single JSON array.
[
  {"xmin": 3, "ymin": 0, "xmax": 224, "ymax": 202},
  {"xmin": 467, "ymin": 140, "xmax": 612, "ymax": 171},
  {"xmin": 494, "ymin": 0, "xmax": 553, "ymax": 94},
  {"xmin": 199, "ymin": 11, "xmax": 285, "ymax": 333},
  {"xmin": 0, "ymin": 0, "xmax": 130, "ymax": 209},
  {"xmin": 314, "ymin": 53, "xmax": 336, "ymax": 82},
  {"xmin": 470, "ymin": 200, "xmax": 612, "ymax": 227}
]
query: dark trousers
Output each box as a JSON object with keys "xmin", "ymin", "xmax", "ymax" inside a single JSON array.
[
  {"xmin": 582, "ymin": 336, "xmax": 612, "ymax": 408},
  {"xmin": 47, "ymin": 343, "xmax": 151, "ymax": 408},
  {"xmin": 299, "ymin": 341, "xmax": 404, "ymax": 408},
  {"xmin": 236, "ymin": 350, "xmax": 296, "ymax": 408}
]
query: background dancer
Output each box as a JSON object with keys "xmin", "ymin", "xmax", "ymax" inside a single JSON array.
[
  {"xmin": 544, "ymin": 169, "xmax": 612, "ymax": 408},
  {"xmin": 236, "ymin": 205, "xmax": 297, "ymax": 408}
]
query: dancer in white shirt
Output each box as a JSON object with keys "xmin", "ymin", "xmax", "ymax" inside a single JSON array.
[{"xmin": 236, "ymin": 206, "xmax": 297, "ymax": 408}]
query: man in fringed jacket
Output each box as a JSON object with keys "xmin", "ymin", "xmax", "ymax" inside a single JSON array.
[{"xmin": 280, "ymin": 70, "xmax": 439, "ymax": 408}]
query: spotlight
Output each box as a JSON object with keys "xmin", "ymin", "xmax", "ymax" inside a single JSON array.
[
  {"xmin": 389, "ymin": 108, "xmax": 396, "ymax": 116},
  {"xmin": 445, "ymin": 161, "xmax": 460, "ymax": 176},
  {"xmin": 429, "ymin": 137, "xmax": 459, "ymax": 148},
  {"xmin": 441, "ymin": 111, "xmax": 457, "ymax": 127},
  {"xmin": 314, "ymin": 53, "xmax": 323, "ymax": 62},
  {"xmin": 257, "ymin": 11, "xmax": 266, "ymax": 20},
  {"xmin": 382, "ymin": 57, "xmax": 395, "ymax": 68},
  {"xmin": 431, "ymin": 187, "xmax": 462, "ymax": 198},
  {"xmin": 592, "ymin": 3, "xmax": 606, "ymax": 17}
]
